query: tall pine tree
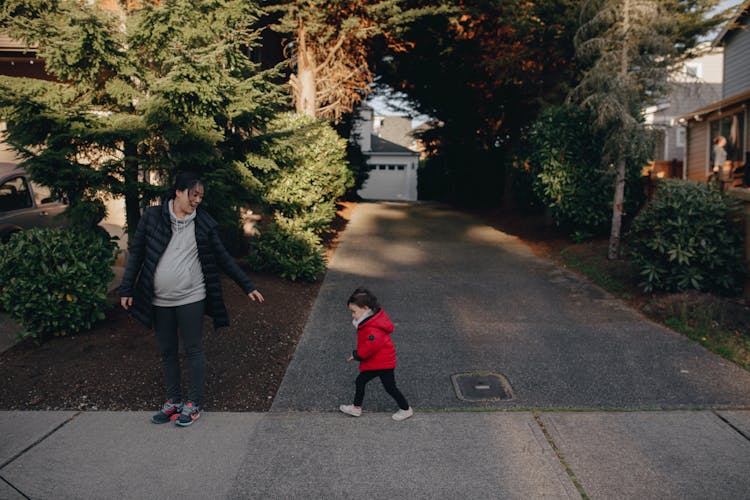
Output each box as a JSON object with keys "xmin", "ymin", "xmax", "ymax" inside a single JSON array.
[
  {"xmin": 570, "ymin": 0, "xmax": 726, "ymax": 259},
  {"xmin": 0, "ymin": 0, "xmax": 285, "ymax": 237}
]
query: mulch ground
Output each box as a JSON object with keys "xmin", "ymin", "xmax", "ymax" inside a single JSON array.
[{"xmin": 0, "ymin": 202, "xmax": 355, "ymax": 412}]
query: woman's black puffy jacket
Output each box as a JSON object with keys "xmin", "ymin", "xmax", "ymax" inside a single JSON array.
[{"xmin": 119, "ymin": 203, "xmax": 256, "ymax": 329}]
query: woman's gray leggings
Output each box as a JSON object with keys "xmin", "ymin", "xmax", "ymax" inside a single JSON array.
[{"xmin": 153, "ymin": 300, "xmax": 206, "ymax": 406}]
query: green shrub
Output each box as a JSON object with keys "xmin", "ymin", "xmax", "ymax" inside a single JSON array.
[
  {"xmin": 258, "ymin": 112, "xmax": 354, "ymax": 233},
  {"xmin": 241, "ymin": 113, "xmax": 351, "ymax": 281},
  {"xmin": 248, "ymin": 215, "xmax": 326, "ymax": 282},
  {"xmin": 629, "ymin": 180, "xmax": 746, "ymax": 295},
  {"xmin": 525, "ymin": 105, "xmax": 645, "ymax": 235},
  {"xmin": 508, "ymin": 158, "xmax": 546, "ymax": 214},
  {"xmin": 0, "ymin": 228, "xmax": 119, "ymax": 340}
]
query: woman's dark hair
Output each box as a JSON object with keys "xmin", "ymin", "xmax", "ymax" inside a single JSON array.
[
  {"xmin": 164, "ymin": 171, "xmax": 203, "ymax": 200},
  {"xmin": 347, "ymin": 287, "xmax": 380, "ymax": 312}
]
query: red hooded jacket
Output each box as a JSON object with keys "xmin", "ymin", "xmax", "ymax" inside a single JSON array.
[{"xmin": 352, "ymin": 308, "xmax": 397, "ymax": 371}]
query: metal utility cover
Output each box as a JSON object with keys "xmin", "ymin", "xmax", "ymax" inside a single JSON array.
[{"xmin": 451, "ymin": 372, "xmax": 513, "ymax": 402}]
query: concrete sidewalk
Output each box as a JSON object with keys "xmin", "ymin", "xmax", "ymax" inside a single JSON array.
[
  {"xmin": 2, "ymin": 202, "xmax": 750, "ymax": 499},
  {"xmin": 1, "ymin": 410, "xmax": 749, "ymax": 499}
]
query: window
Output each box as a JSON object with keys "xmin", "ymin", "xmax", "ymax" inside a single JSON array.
[
  {"xmin": 371, "ymin": 163, "xmax": 407, "ymax": 171},
  {"xmin": 676, "ymin": 128, "xmax": 686, "ymax": 148},
  {"xmin": 710, "ymin": 112, "xmax": 745, "ymax": 165},
  {"xmin": 32, "ymin": 183, "xmax": 56, "ymax": 205},
  {"xmin": 685, "ymin": 63, "xmax": 702, "ymax": 79},
  {"xmin": 709, "ymin": 112, "xmax": 746, "ymax": 182},
  {"xmin": 0, "ymin": 177, "xmax": 33, "ymax": 212}
]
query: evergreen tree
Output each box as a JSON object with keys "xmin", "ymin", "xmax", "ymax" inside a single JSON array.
[
  {"xmin": 374, "ymin": 0, "xmax": 582, "ymax": 205},
  {"xmin": 0, "ymin": 0, "xmax": 285, "ymax": 237},
  {"xmin": 570, "ymin": 0, "xmax": 726, "ymax": 259},
  {"xmin": 266, "ymin": 0, "xmax": 450, "ymax": 121}
]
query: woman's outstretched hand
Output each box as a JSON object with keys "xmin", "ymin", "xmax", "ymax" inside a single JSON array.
[{"xmin": 248, "ymin": 290, "xmax": 264, "ymax": 303}]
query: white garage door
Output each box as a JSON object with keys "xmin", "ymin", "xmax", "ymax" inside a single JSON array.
[{"xmin": 359, "ymin": 164, "xmax": 413, "ymax": 201}]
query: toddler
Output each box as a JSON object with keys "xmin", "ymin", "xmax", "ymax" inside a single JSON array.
[{"xmin": 339, "ymin": 287, "xmax": 413, "ymax": 421}]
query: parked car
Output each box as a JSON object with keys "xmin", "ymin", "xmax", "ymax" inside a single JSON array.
[{"xmin": 0, "ymin": 162, "xmax": 67, "ymax": 242}]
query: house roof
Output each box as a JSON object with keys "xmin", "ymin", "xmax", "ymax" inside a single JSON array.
[
  {"xmin": 715, "ymin": 0, "xmax": 750, "ymax": 45},
  {"xmin": 679, "ymin": 87, "xmax": 750, "ymax": 122},
  {"xmin": 369, "ymin": 135, "xmax": 418, "ymax": 155},
  {"xmin": 374, "ymin": 115, "xmax": 412, "ymax": 148}
]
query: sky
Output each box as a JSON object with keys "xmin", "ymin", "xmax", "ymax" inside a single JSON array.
[
  {"xmin": 366, "ymin": 92, "xmax": 428, "ymax": 127},
  {"xmin": 719, "ymin": 0, "xmax": 744, "ymax": 12}
]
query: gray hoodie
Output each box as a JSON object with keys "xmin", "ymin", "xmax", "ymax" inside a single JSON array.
[{"xmin": 152, "ymin": 200, "xmax": 206, "ymax": 307}]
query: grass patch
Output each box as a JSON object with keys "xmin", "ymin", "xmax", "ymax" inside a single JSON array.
[
  {"xmin": 654, "ymin": 296, "xmax": 750, "ymax": 371},
  {"xmin": 559, "ymin": 241, "xmax": 639, "ymax": 299}
]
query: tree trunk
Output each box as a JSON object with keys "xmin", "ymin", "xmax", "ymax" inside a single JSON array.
[
  {"xmin": 608, "ymin": 157, "xmax": 626, "ymax": 260},
  {"xmin": 123, "ymin": 141, "xmax": 141, "ymax": 239},
  {"xmin": 294, "ymin": 25, "xmax": 317, "ymax": 117},
  {"xmin": 608, "ymin": 0, "xmax": 630, "ymax": 260}
]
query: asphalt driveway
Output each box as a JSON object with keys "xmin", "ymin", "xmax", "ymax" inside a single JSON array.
[{"xmin": 272, "ymin": 202, "xmax": 750, "ymax": 412}]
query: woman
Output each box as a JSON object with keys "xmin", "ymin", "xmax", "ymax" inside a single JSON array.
[
  {"xmin": 119, "ymin": 172, "xmax": 263, "ymax": 427},
  {"xmin": 712, "ymin": 135, "xmax": 728, "ymax": 181}
]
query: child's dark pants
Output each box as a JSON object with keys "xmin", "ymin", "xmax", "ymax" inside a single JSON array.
[{"xmin": 354, "ymin": 369, "xmax": 409, "ymax": 410}]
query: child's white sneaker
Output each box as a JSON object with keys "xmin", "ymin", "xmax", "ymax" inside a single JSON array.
[
  {"xmin": 339, "ymin": 405, "xmax": 362, "ymax": 417},
  {"xmin": 392, "ymin": 407, "xmax": 414, "ymax": 421}
]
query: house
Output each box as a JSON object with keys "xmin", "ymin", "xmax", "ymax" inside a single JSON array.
[
  {"xmin": 644, "ymin": 48, "xmax": 723, "ymax": 168},
  {"xmin": 0, "ymin": 33, "xmax": 49, "ymax": 81},
  {"xmin": 681, "ymin": 1, "xmax": 750, "ymax": 185},
  {"xmin": 678, "ymin": 1, "xmax": 750, "ymax": 296},
  {"xmin": 0, "ymin": 35, "xmax": 45, "ymax": 164},
  {"xmin": 353, "ymin": 106, "xmax": 419, "ymax": 201}
]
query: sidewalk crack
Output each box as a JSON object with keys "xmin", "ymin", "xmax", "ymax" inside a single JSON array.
[
  {"xmin": 0, "ymin": 411, "xmax": 81, "ymax": 471},
  {"xmin": 532, "ymin": 412, "xmax": 590, "ymax": 500},
  {"xmin": 713, "ymin": 411, "xmax": 750, "ymax": 442},
  {"xmin": 0, "ymin": 474, "xmax": 31, "ymax": 500}
]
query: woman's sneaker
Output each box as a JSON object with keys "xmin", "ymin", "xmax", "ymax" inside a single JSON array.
[
  {"xmin": 175, "ymin": 401, "xmax": 201, "ymax": 427},
  {"xmin": 151, "ymin": 399, "xmax": 183, "ymax": 424},
  {"xmin": 339, "ymin": 405, "xmax": 362, "ymax": 417},
  {"xmin": 392, "ymin": 407, "xmax": 414, "ymax": 421}
]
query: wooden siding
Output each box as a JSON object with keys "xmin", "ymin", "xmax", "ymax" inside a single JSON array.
[
  {"xmin": 0, "ymin": 34, "xmax": 33, "ymax": 52},
  {"xmin": 724, "ymin": 15, "xmax": 750, "ymax": 98},
  {"xmin": 686, "ymin": 121, "xmax": 710, "ymax": 181}
]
